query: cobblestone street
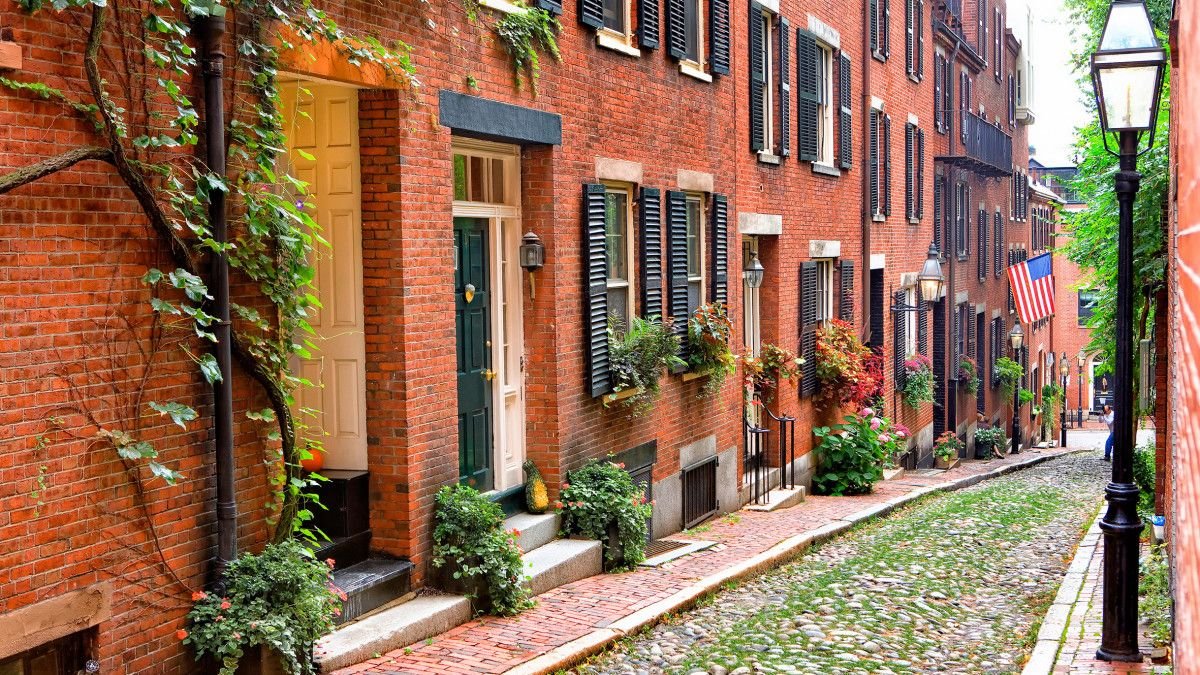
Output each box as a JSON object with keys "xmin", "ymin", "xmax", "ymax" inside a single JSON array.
[{"xmin": 576, "ymin": 453, "xmax": 1108, "ymax": 675}]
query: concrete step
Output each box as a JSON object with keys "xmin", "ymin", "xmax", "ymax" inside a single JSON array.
[
  {"xmin": 522, "ymin": 538, "xmax": 602, "ymax": 596},
  {"xmin": 330, "ymin": 559, "xmax": 413, "ymax": 625},
  {"xmin": 505, "ymin": 511, "xmax": 561, "ymax": 554},
  {"xmin": 316, "ymin": 594, "xmax": 472, "ymax": 673},
  {"xmin": 743, "ymin": 486, "xmax": 806, "ymax": 512}
]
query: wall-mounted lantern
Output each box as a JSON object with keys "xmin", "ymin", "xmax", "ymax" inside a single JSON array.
[{"xmin": 519, "ymin": 231, "xmax": 545, "ymax": 299}]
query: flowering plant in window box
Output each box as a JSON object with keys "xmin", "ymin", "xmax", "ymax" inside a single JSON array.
[
  {"xmin": 901, "ymin": 353, "xmax": 935, "ymax": 408},
  {"xmin": 814, "ymin": 319, "xmax": 882, "ymax": 408},
  {"xmin": 606, "ymin": 314, "xmax": 686, "ymax": 417},
  {"xmin": 743, "ymin": 342, "xmax": 803, "ymax": 403},
  {"xmin": 958, "ymin": 356, "xmax": 981, "ymax": 395},
  {"xmin": 686, "ymin": 302, "xmax": 736, "ymax": 398}
]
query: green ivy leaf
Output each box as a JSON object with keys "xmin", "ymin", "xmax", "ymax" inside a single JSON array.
[
  {"xmin": 199, "ymin": 353, "xmax": 223, "ymax": 384},
  {"xmin": 149, "ymin": 401, "xmax": 198, "ymax": 429}
]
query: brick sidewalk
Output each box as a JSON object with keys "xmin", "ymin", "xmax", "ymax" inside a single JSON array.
[{"xmin": 333, "ymin": 448, "xmax": 1079, "ymax": 675}]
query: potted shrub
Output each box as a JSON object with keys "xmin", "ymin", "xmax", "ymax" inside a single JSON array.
[
  {"xmin": 686, "ymin": 303, "xmax": 736, "ymax": 397},
  {"xmin": 605, "ymin": 314, "xmax": 686, "ymax": 416},
  {"xmin": 812, "ymin": 407, "xmax": 907, "ymax": 496},
  {"xmin": 958, "ymin": 357, "xmax": 981, "ymax": 395},
  {"xmin": 934, "ymin": 431, "xmax": 963, "ymax": 469},
  {"xmin": 182, "ymin": 540, "xmax": 342, "ymax": 675},
  {"xmin": 431, "ymin": 484, "xmax": 533, "ymax": 616},
  {"xmin": 557, "ymin": 459, "xmax": 653, "ymax": 571},
  {"xmin": 814, "ymin": 319, "xmax": 883, "ymax": 409},
  {"xmin": 901, "ymin": 354, "xmax": 935, "ymax": 408},
  {"xmin": 974, "ymin": 426, "xmax": 1006, "ymax": 459}
]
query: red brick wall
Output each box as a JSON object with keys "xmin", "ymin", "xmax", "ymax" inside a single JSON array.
[{"xmin": 1050, "ymin": 227, "xmax": 1096, "ymax": 437}]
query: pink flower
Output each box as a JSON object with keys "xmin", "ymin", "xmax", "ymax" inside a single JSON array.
[
  {"xmin": 878, "ymin": 434, "xmax": 892, "ymax": 443},
  {"xmin": 220, "ymin": 600, "xmax": 232, "ymax": 610},
  {"xmin": 325, "ymin": 558, "xmax": 336, "ymax": 568},
  {"xmin": 562, "ymin": 483, "xmax": 570, "ymax": 490},
  {"xmin": 232, "ymin": 632, "xmax": 241, "ymax": 640},
  {"xmin": 191, "ymin": 591, "xmax": 207, "ymax": 602},
  {"xmin": 870, "ymin": 418, "xmax": 881, "ymax": 431},
  {"xmin": 862, "ymin": 407, "xmax": 875, "ymax": 417}
]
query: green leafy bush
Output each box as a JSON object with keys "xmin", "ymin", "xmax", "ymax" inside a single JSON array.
[
  {"xmin": 812, "ymin": 408, "xmax": 907, "ymax": 496},
  {"xmin": 1132, "ymin": 441, "xmax": 1156, "ymax": 518},
  {"xmin": 993, "ymin": 357, "xmax": 1024, "ymax": 399},
  {"xmin": 1019, "ymin": 388, "xmax": 1035, "ymax": 406},
  {"xmin": 687, "ymin": 303, "xmax": 736, "ymax": 398},
  {"xmin": 607, "ymin": 315, "xmax": 686, "ymax": 416},
  {"xmin": 432, "ymin": 484, "xmax": 533, "ymax": 616},
  {"xmin": 902, "ymin": 354, "xmax": 935, "ymax": 408},
  {"xmin": 183, "ymin": 540, "xmax": 340, "ymax": 675},
  {"xmin": 1041, "ymin": 383, "xmax": 1064, "ymax": 438},
  {"xmin": 558, "ymin": 459, "xmax": 653, "ymax": 571},
  {"xmin": 974, "ymin": 426, "xmax": 1006, "ymax": 457},
  {"xmin": 1141, "ymin": 545, "xmax": 1172, "ymax": 648}
]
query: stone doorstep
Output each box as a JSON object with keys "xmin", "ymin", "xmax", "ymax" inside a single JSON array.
[
  {"xmin": 523, "ymin": 539, "xmax": 603, "ymax": 596},
  {"xmin": 882, "ymin": 467, "xmax": 906, "ymax": 481},
  {"xmin": 506, "ymin": 511, "xmax": 561, "ymax": 554},
  {"xmin": 316, "ymin": 595, "xmax": 472, "ymax": 672},
  {"xmin": 743, "ymin": 486, "xmax": 807, "ymax": 512}
]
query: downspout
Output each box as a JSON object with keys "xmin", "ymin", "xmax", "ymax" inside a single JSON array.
[
  {"xmin": 196, "ymin": 10, "xmax": 237, "ymax": 582},
  {"xmin": 860, "ymin": 0, "xmax": 873, "ymax": 345},
  {"xmin": 945, "ymin": 38, "xmax": 961, "ymax": 435}
]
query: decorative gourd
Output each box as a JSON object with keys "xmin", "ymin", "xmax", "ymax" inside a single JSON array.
[{"xmin": 523, "ymin": 460, "xmax": 548, "ymax": 514}]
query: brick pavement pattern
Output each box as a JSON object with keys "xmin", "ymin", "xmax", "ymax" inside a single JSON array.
[{"xmin": 334, "ymin": 448, "xmax": 1076, "ymax": 674}]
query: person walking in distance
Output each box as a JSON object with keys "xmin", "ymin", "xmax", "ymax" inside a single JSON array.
[{"xmin": 1102, "ymin": 404, "xmax": 1115, "ymax": 461}]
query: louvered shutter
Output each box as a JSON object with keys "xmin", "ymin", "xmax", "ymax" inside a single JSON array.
[
  {"xmin": 905, "ymin": 123, "xmax": 914, "ymax": 220},
  {"xmin": 916, "ymin": 0, "xmax": 925, "ymax": 78},
  {"xmin": 1008, "ymin": 75, "xmax": 1016, "ymax": 127},
  {"xmin": 994, "ymin": 8, "xmax": 1001, "ymax": 80},
  {"xmin": 933, "ymin": 301, "xmax": 947, "ymax": 437},
  {"xmin": 583, "ymin": 184, "xmax": 611, "ymax": 397},
  {"xmin": 797, "ymin": 30, "xmax": 819, "ymax": 162},
  {"xmin": 905, "ymin": 0, "xmax": 914, "ymax": 75},
  {"xmin": 967, "ymin": 307, "xmax": 977, "ymax": 377},
  {"xmin": 533, "ymin": 0, "xmax": 563, "ymax": 14},
  {"xmin": 638, "ymin": 0, "xmax": 660, "ymax": 48},
  {"xmin": 838, "ymin": 53, "xmax": 853, "ymax": 169},
  {"xmin": 916, "ymin": 129, "xmax": 925, "ymax": 219},
  {"xmin": 749, "ymin": 7, "xmax": 766, "ymax": 152},
  {"xmin": 639, "ymin": 188, "xmax": 664, "ymax": 318},
  {"xmin": 800, "ymin": 262, "xmax": 818, "ymax": 397},
  {"xmin": 977, "ymin": 0, "xmax": 986, "ymax": 54},
  {"xmin": 894, "ymin": 291, "xmax": 906, "ymax": 390},
  {"xmin": 933, "ymin": 176, "xmax": 943, "ymax": 253},
  {"xmin": 666, "ymin": 0, "xmax": 686, "ymax": 59},
  {"xmin": 710, "ymin": 194, "xmax": 729, "ymax": 304},
  {"xmin": 934, "ymin": 53, "xmax": 945, "ymax": 132},
  {"xmin": 779, "ymin": 18, "xmax": 791, "ymax": 158},
  {"xmin": 579, "ymin": 0, "xmax": 603, "ymax": 29},
  {"xmin": 870, "ymin": 0, "xmax": 879, "ymax": 54},
  {"xmin": 666, "ymin": 191, "xmax": 690, "ymax": 362},
  {"xmin": 869, "ymin": 110, "xmax": 879, "ymax": 215},
  {"xmin": 960, "ymin": 70, "xmax": 969, "ymax": 143},
  {"xmin": 952, "ymin": 304, "xmax": 963, "ymax": 382},
  {"xmin": 870, "ymin": 268, "xmax": 884, "ymax": 347},
  {"xmin": 976, "ymin": 314, "xmax": 986, "ymax": 413},
  {"xmin": 882, "ymin": 0, "xmax": 891, "ymax": 59},
  {"xmin": 918, "ymin": 298, "xmax": 928, "ymax": 356},
  {"xmin": 963, "ymin": 183, "xmax": 971, "ymax": 257},
  {"xmin": 978, "ymin": 209, "xmax": 987, "ymax": 280},
  {"xmin": 710, "ymin": 0, "xmax": 731, "ymax": 75},
  {"xmin": 994, "ymin": 211, "xmax": 1003, "ymax": 277},
  {"xmin": 840, "ymin": 259, "xmax": 855, "ymax": 324},
  {"xmin": 883, "ymin": 114, "xmax": 892, "ymax": 217}
]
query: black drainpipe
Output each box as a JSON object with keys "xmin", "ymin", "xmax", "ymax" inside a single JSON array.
[
  {"xmin": 860, "ymin": 0, "xmax": 873, "ymax": 346},
  {"xmin": 196, "ymin": 12, "xmax": 237, "ymax": 582}
]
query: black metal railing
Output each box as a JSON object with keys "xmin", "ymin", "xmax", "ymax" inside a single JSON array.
[
  {"xmin": 765, "ymin": 408, "xmax": 797, "ymax": 490},
  {"xmin": 743, "ymin": 412, "xmax": 770, "ymax": 507},
  {"xmin": 937, "ymin": 110, "xmax": 1013, "ymax": 178},
  {"xmin": 934, "ymin": 0, "xmax": 966, "ymax": 38}
]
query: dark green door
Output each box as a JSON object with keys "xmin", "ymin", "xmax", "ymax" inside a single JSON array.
[{"xmin": 454, "ymin": 217, "xmax": 493, "ymax": 491}]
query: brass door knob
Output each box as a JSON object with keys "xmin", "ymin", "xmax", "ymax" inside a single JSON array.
[{"xmin": 482, "ymin": 368, "xmax": 497, "ymax": 381}]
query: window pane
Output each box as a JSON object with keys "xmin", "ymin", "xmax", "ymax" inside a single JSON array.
[
  {"xmin": 490, "ymin": 158, "xmax": 506, "ymax": 203},
  {"xmin": 605, "ymin": 191, "xmax": 628, "ymax": 282},
  {"xmin": 608, "ymin": 288, "xmax": 629, "ymax": 327},
  {"xmin": 688, "ymin": 280, "xmax": 701, "ymax": 315},
  {"xmin": 602, "ymin": 0, "xmax": 625, "ymax": 32},
  {"xmin": 684, "ymin": 0, "xmax": 699, "ymax": 61},
  {"xmin": 453, "ymin": 154, "xmax": 468, "ymax": 201},
  {"xmin": 686, "ymin": 199, "xmax": 701, "ymax": 277},
  {"xmin": 469, "ymin": 156, "xmax": 486, "ymax": 202}
]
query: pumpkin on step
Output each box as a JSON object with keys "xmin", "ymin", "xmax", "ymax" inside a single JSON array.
[{"xmin": 523, "ymin": 460, "xmax": 548, "ymax": 514}]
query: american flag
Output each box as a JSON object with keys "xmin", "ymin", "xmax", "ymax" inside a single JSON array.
[{"xmin": 1007, "ymin": 252, "xmax": 1056, "ymax": 324}]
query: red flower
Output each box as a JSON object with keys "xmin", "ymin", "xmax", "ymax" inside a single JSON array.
[
  {"xmin": 220, "ymin": 600, "xmax": 232, "ymax": 610},
  {"xmin": 325, "ymin": 558, "xmax": 336, "ymax": 568},
  {"xmin": 191, "ymin": 591, "xmax": 207, "ymax": 602},
  {"xmin": 176, "ymin": 629, "xmax": 188, "ymax": 641}
]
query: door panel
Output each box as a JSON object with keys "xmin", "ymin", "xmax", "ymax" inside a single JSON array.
[
  {"xmin": 282, "ymin": 82, "xmax": 368, "ymax": 470},
  {"xmin": 455, "ymin": 217, "xmax": 494, "ymax": 490}
]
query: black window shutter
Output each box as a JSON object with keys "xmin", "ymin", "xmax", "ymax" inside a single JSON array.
[
  {"xmin": 797, "ymin": 30, "xmax": 819, "ymax": 161},
  {"xmin": 994, "ymin": 211, "xmax": 1003, "ymax": 277},
  {"xmin": 870, "ymin": 0, "xmax": 879, "ymax": 54},
  {"xmin": 994, "ymin": 8, "xmax": 1001, "ymax": 80},
  {"xmin": 933, "ymin": 301, "xmax": 946, "ymax": 437},
  {"xmin": 869, "ymin": 110, "xmax": 879, "ymax": 215},
  {"xmin": 960, "ymin": 70, "xmax": 969, "ymax": 143},
  {"xmin": 964, "ymin": 183, "xmax": 971, "ymax": 256},
  {"xmin": 579, "ymin": 0, "xmax": 603, "ymax": 29},
  {"xmin": 893, "ymin": 291, "xmax": 906, "ymax": 390},
  {"xmin": 933, "ymin": 176, "xmax": 943, "ymax": 252},
  {"xmin": 977, "ymin": 0, "xmax": 986, "ymax": 54},
  {"xmin": 917, "ymin": 128, "xmax": 925, "ymax": 219},
  {"xmin": 666, "ymin": 191, "xmax": 690, "ymax": 360},
  {"xmin": 918, "ymin": 298, "xmax": 928, "ymax": 356},
  {"xmin": 882, "ymin": 0, "xmax": 891, "ymax": 59},
  {"xmin": 934, "ymin": 53, "xmax": 944, "ymax": 132},
  {"xmin": 583, "ymin": 183, "xmax": 611, "ymax": 397},
  {"xmin": 976, "ymin": 314, "xmax": 986, "ymax": 413},
  {"xmin": 905, "ymin": 0, "xmax": 914, "ymax": 75},
  {"xmin": 533, "ymin": 0, "xmax": 563, "ymax": 14},
  {"xmin": 638, "ymin": 0, "xmax": 660, "ymax": 48},
  {"xmin": 840, "ymin": 259, "xmax": 855, "ymax": 324},
  {"xmin": 905, "ymin": 123, "xmax": 914, "ymax": 220},
  {"xmin": 666, "ymin": 0, "xmax": 687, "ymax": 59},
  {"xmin": 710, "ymin": 194, "xmax": 729, "ymax": 304},
  {"xmin": 1008, "ymin": 75, "xmax": 1016, "ymax": 127},
  {"xmin": 869, "ymin": 268, "xmax": 885, "ymax": 347},
  {"xmin": 917, "ymin": 0, "xmax": 925, "ymax": 78},
  {"xmin": 800, "ymin": 261, "xmax": 818, "ymax": 397},
  {"xmin": 710, "ymin": 0, "xmax": 731, "ymax": 75},
  {"xmin": 978, "ymin": 209, "xmax": 987, "ymax": 280},
  {"xmin": 779, "ymin": 17, "xmax": 791, "ymax": 158},
  {"xmin": 639, "ymin": 188, "xmax": 664, "ymax": 318},
  {"xmin": 967, "ymin": 309, "xmax": 977, "ymax": 388},
  {"xmin": 952, "ymin": 303, "xmax": 961, "ymax": 378},
  {"xmin": 749, "ymin": 6, "xmax": 766, "ymax": 152},
  {"xmin": 838, "ymin": 53, "xmax": 853, "ymax": 169},
  {"xmin": 883, "ymin": 114, "xmax": 892, "ymax": 217}
]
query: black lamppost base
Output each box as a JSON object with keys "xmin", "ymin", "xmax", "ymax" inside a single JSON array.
[
  {"xmin": 1096, "ymin": 648, "xmax": 1144, "ymax": 663},
  {"xmin": 1097, "ymin": 481, "xmax": 1144, "ymax": 661}
]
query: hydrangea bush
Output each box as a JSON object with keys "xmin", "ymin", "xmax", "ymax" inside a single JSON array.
[{"xmin": 813, "ymin": 408, "xmax": 909, "ymax": 496}]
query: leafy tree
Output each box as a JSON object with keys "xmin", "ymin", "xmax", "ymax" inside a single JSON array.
[{"xmin": 1061, "ymin": 0, "xmax": 1170, "ymax": 411}]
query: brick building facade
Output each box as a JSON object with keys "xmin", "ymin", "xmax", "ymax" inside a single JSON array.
[{"xmin": 0, "ymin": 0, "xmax": 1042, "ymax": 669}]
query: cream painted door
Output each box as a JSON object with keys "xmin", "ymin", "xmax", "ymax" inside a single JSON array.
[{"xmin": 282, "ymin": 82, "xmax": 368, "ymax": 471}]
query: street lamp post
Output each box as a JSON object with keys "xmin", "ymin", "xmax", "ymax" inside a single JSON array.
[
  {"xmin": 1060, "ymin": 353, "xmax": 1070, "ymax": 448},
  {"xmin": 1089, "ymin": 0, "xmax": 1166, "ymax": 661},
  {"xmin": 1009, "ymin": 323, "xmax": 1024, "ymax": 454},
  {"xmin": 1078, "ymin": 348, "xmax": 1087, "ymax": 427}
]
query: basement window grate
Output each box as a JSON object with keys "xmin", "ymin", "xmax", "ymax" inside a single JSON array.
[{"xmin": 681, "ymin": 455, "xmax": 719, "ymax": 529}]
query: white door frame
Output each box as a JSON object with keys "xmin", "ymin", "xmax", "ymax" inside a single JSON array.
[{"xmin": 451, "ymin": 139, "xmax": 527, "ymax": 492}]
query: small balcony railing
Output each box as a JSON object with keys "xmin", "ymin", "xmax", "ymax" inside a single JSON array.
[
  {"xmin": 937, "ymin": 110, "xmax": 1013, "ymax": 178},
  {"xmin": 934, "ymin": 0, "xmax": 967, "ymax": 40}
]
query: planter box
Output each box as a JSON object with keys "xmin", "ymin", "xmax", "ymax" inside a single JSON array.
[
  {"xmin": 603, "ymin": 387, "xmax": 641, "ymax": 404},
  {"xmin": 681, "ymin": 371, "xmax": 707, "ymax": 382},
  {"xmin": 935, "ymin": 457, "xmax": 960, "ymax": 470}
]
